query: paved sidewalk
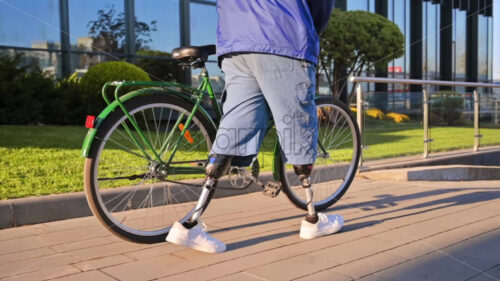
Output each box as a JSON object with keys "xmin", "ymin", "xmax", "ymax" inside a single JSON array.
[{"xmin": 1, "ymin": 178, "xmax": 499, "ymax": 281}]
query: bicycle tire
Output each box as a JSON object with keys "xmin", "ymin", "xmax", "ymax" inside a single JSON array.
[
  {"xmin": 279, "ymin": 96, "xmax": 361, "ymax": 211},
  {"xmin": 84, "ymin": 93, "xmax": 216, "ymax": 243}
]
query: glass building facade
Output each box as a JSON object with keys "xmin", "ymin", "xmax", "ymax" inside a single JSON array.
[
  {"xmin": 342, "ymin": 0, "xmax": 495, "ymax": 86},
  {"xmin": 336, "ymin": 0, "xmax": 496, "ymax": 116},
  {"xmin": 0, "ymin": 0, "xmax": 495, "ymax": 94},
  {"xmin": 0, "ymin": 0, "xmax": 222, "ymax": 90}
]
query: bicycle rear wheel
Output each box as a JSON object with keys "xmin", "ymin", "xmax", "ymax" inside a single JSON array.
[
  {"xmin": 279, "ymin": 96, "xmax": 360, "ymax": 211},
  {"xmin": 84, "ymin": 93, "xmax": 216, "ymax": 243}
]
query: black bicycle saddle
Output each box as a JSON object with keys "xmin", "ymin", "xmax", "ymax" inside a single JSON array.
[{"xmin": 171, "ymin": 45, "xmax": 216, "ymax": 62}]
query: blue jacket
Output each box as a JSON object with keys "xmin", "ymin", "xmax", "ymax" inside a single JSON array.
[{"xmin": 216, "ymin": 0, "xmax": 335, "ymax": 65}]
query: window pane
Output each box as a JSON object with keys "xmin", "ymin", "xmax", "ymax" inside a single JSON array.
[
  {"xmin": 478, "ymin": 15, "xmax": 488, "ymax": 81},
  {"xmin": 69, "ymin": 1, "xmax": 125, "ymax": 53},
  {"xmin": 454, "ymin": 9, "xmax": 466, "ymax": 80},
  {"xmin": 423, "ymin": 2, "xmax": 439, "ymax": 81},
  {"xmin": 135, "ymin": 0, "xmax": 180, "ymax": 53},
  {"xmin": 0, "ymin": 0, "xmax": 60, "ymax": 49},
  {"xmin": 70, "ymin": 52, "xmax": 119, "ymax": 74},
  {"xmin": 0, "ymin": 48, "xmax": 62, "ymax": 76},
  {"xmin": 348, "ymin": 0, "xmax": 368, "ymax": 11},
  {"xmin": 190, "ymin": 2, "xmax": 218, "ymax": 83},
  {"xmin": 488, "ymin": 18, "xmax": 493, "ymax": 82},
  {"xmin": 190, "ymin": 3, "xmax": 217, "ymax": 46}
]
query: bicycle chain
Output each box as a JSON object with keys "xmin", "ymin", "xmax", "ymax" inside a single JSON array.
[
  {"xmin": 163, "ymin": 161, "xmax": 260, "ymax": 191},
  {"xmin": 161, "ymin": 176, "xmax": 253, "ymax": 190}
]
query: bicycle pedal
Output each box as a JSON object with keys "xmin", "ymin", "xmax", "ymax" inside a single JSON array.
[{"xmin": 262, "ymin": 181, "xmax": 281, "ymax": 198}]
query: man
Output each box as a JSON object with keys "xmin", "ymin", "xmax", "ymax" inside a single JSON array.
[{"xmin": 166, "ymin": 0, "xmax": 342, "ymax": 253}]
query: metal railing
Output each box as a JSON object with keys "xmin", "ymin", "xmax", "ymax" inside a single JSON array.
[{"xmin": 350, "ymin": 77, "xmax": 500, "ymax": 164}]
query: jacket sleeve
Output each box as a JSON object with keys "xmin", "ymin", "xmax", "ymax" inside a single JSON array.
[{"xmin": 307, "ymin": 0, "xmax": 335, "ymax": 34}]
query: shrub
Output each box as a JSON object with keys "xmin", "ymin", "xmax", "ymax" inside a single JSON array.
[
  {"xmin": 55, "ymin": 79, "xmax": 88, "ymax": 125},
  {"xmin": 0, "ymin": 53, "xmax": 60, "ymax": 124},
  {"xmin": 431, "ymin": 91, "xmax": 464, "ymax": 126},
  {"xmin": 80, "ymin": 61, "xmax": 151, "ymax": 115}
]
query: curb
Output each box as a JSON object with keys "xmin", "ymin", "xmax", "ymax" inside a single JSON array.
[
  {"xmin": 1, "ymin": 147, "xmax": 499, "ymax": 229},
  {"xmin": 360, "ymin": 165, "xmax": 500, "ymax": 181},
  {"xmin": 0, "ymin": 192, "xmax": 92, "ymax": 229},
  {"xmin": 359, "ymin": 146, "xmax": 500, "ymax": 172},
  {"xmin": 0, "ymin": 173, "xmax": 274, "ymax": 229}
]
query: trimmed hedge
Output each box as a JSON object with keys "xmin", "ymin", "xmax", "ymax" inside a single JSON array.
[
  {"xmin": 0, "ymin": 54, "xmax": 153, "ymax": 125},
  {"xmin": 80, "ymin": 61, "xmax": 151, "ymax": 115},
  {"xmin": 0, "ymin": 54, "xmax": 60, "ymax": 124}
]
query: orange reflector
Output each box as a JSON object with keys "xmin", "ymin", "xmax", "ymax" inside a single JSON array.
[
  {"xmin": 85, "ymin": 115, "xmax": 96, "ymax": 128},
  {"xmin": 178, "ymin": 123, "xmax": 194, "ymax": 143}
]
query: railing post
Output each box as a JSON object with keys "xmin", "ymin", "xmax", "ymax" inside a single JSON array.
[
  {"xmin": 356, "ymin": 84, "xmax": 364, "ymax": 166},
  {"xmin": 473, "ymin": 90, "xmax": 481, "ymax": 151},
  {"xmin": 422, "ymin": 88, "xmax": 431, "ymax": 158}
]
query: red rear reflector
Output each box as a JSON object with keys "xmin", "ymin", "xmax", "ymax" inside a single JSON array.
[{"xmin": 85, "ymin": 115, "xmax": 96, "ymax": 128}]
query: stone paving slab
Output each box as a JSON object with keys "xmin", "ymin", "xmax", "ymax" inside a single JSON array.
[{"xmin": 0, "ymin": 178, "xmax": 499, "ymax": 280}]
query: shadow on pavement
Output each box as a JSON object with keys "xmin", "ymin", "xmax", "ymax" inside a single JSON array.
[{"xmin": 218, "ymin": 185, "xmax": 500, "ymax": 251}]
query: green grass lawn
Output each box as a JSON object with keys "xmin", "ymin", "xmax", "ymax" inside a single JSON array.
[{"xmin": 1, "ymin": 122, "xmax": 499, "ymax": 199}]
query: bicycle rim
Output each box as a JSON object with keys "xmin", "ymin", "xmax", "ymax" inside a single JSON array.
[
  {"xmin": 85, "ymin": 95, "xmax": 215, "ymax": 242},
  {"xmin": 280, "ymin": 98, "xmax": 360, "ymax": 211}
]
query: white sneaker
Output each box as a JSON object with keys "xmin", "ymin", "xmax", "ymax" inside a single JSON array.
[
  {"xmin": 299, "ymin": 213, "xmax": 344, "ymax": 239},
  {"xmin": 166, "ymin": 221, "xmax": 226, "ymax": 253}
]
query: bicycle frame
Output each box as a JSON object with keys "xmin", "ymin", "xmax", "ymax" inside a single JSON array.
[{"xmin": 81, "ymin": 67, "xmax": 285, "ymax": 178}]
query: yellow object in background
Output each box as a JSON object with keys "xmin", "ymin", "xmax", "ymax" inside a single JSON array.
[{"xmin": 385, "ymin": 112, "xmax": 410, "ymax": 123}]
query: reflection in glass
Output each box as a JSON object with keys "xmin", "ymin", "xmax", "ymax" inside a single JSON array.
[
  {"xmin": 69, "ymin": 1, "xmax": 124, "ymax": 53},
  {"xmin": 453, "ymin": 9, "xmax": 466, "ymax": 81},
  {"xmin": 423, "ymin": 2, "xmax": 439, "ymax": 82},
  {"xmin": 389, "ymin": 0, "xmax": 407, "ymax": 92},
  {"xmin": 190, "ymin": 3, "xmax": 217, "ymax": 46},
  {"xmin": 487, "ymin": 18, "xmax": 493, "ymax": 82},
  {"xmin": 478, "ymin": 15, "xmax": 488, "ymax": 81},
  {"xmin": 135, "ymin": 0, "xmax": 179, "ymax": 53},
  {"xmin": 0, "ymin": 48, "xmax": 62, "ymax": 76},
  {"xmin": 69, "ymin": 52, "xmax": 121, "ymax": 75},
  {"xmin": 0, "ymin": 0, "xmax": 60, "ymax": 49},
  {"xmin": 348, "ymin": 0, "xmax": 368, "ymax": 11}
]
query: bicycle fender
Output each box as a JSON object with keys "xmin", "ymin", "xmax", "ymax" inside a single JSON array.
[{"xmin": 81, "ymin": 88, "xmax": 216, "ymax": 157}]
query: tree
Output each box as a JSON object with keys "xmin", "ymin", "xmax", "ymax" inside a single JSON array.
[
  {"xmin": 135, "ymin": 50, "xmax": 183, "ymax": 82},
  {"xmin": 87, "ymin": 5, "xmax": 157, "ymax": 53},
  {"xmin": 319, "ymin": 9, "xmax": 405, "ymax": 104}
]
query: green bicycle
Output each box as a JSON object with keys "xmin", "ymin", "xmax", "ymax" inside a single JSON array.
[{"xmin": 82, "ymin": 45, "xmax": 361, "ymax": 243}]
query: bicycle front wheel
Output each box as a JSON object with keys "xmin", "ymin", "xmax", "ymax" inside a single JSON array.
[
  {"xmin": 279, "ymin": 96, "xmax": 361, "ymax": 211},
  {"xmin": 84, "ymin": 93, "xmax": 216, "ymax": 243}
]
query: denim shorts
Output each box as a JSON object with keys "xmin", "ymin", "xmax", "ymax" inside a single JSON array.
[{"xmin": 210, "ymin": 53, "xmax": 318, "ymax": 165}]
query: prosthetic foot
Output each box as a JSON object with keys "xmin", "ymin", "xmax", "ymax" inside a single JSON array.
[
  {"xmin": 293, "ymin": 164, "xmax": 344, "ymax": 239},
  {"xmin": 166, "ymin": 154, "xmax": 233, "ymax": 253}
]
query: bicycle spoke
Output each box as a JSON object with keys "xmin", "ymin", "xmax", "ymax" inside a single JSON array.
[
  {"xmin": 96, "ymin": 136, "xmax": 149, "ymax": 160},
  {"xmin": 87, "ymin": 96, "xmax": 214, "ymax": 239}
]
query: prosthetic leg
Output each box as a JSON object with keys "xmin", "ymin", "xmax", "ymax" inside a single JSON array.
[
  {"xmin": 184, "ymin": 154, "xmax": 233, "ymax": 228},
  {"xmin": 293, "ymin": 164, "xmax": 318, "ymax": 224}
]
